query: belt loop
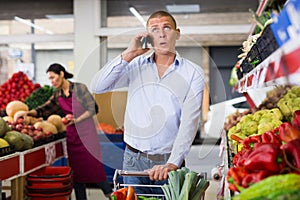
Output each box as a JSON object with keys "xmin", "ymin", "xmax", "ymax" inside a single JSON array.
[
  {"xmin": 164, "ymin": 153, "xmax": 169, "ymax": 162},
  {"xmin": 137, "ymin": 151, "xmax": 141, "ymax": 160}
]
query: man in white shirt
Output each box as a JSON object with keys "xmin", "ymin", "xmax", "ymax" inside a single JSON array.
[{"xmin": 91, "ymin": 10, "xmax": 205, "ymax": 194}]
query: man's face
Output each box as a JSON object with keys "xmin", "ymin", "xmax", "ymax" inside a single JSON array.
[{"xmin": 147, "ymin": 16, "xmax": 180, "ymax": 54}]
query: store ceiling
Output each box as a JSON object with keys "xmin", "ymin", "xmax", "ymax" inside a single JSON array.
[{"xmin": 0, "ymin": 0, "xmax": 259, "ymax": 20}]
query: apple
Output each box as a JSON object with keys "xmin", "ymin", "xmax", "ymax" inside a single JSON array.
[
  {"xmin": 21, "ymin": 128, "xmax": 28, "ymax": 134},
  {"xmin": 62, "ymin": 117, "xmax": 69, "ymax": 125},
  {"xmin": 15, "ymin": 124, "xmax": 23, "ymax": 131},
  {"xmin": 65, "ymin": 114, "xmax": 74, "ymax": 120},
  {"xmin": 27, "ymin": 125, "xmax": 35, "ymax": 131},
  {"xmin": 16, "ymin": 117, "xmax": 24, "ymax": 124}
]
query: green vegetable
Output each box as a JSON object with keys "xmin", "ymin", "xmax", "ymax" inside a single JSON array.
[
  {"xmin": 25, "ymin": 85, "xmax": 54, "ymax": 110},
  {"xmin": 191, "ymin": 178, "xmax": 210, "ymax": 200},
  {"xmin": 162, "ymin": 167, "xmax": 209, "ymax": 200},
  {"xmin": 233, "ymin": 173, "xmax": 300, "ymax": 200},
  {"xmin": 178, "ymin": 171, "xmax": 198, "ymax": 200}
]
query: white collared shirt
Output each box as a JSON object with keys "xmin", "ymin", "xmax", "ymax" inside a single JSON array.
[{"xmin": 91, "ymin": 52, "xmax": 205, "ymax": 167}]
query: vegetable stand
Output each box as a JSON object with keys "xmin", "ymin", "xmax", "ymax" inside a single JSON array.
[
  {"xmin": 221, "ymin": 0, "xmax": 300, "ymax": 199},
  {"xmin": 113, "ymin": 169, "xmax": 209, "ymax": 200},
  {"xmin": 0, "ymin": 138, "xmax": 67, "ymax": 200}
]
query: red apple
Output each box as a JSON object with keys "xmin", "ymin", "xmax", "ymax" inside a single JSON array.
[
  {"xmin": 16, "ymin": 118, "xmax": 24, "ymax": 124},
  {"xmin": 65, "ymin": 114, "xmax": 74, "ymax": 120},
  {"xmin": 21, "ymin": 128, "xmax": 28, "ymax": 134},
  {"xmin": 62, "ymin": 117, "xmax": 69, "ymax": 125}
]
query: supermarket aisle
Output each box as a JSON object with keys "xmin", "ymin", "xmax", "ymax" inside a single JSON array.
[{"xmin": 72, "ymin": 143, "xmax": 223, "ymax": 200}]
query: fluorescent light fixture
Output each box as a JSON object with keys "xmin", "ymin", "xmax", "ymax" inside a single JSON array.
[
  {"xmin": 129, "ymin": 6, "xmax": 146, "ymax": 27},
  {"xmin": 45, "ymin": 14, "xmax": 74, "ymax": 19},
  {"xmin": 166, "ymin": 4, "xmax": 200, "ymax": 13},
  {"xmin": 14, "ymin": 16, "xmax": 54, "ymax": 35}
]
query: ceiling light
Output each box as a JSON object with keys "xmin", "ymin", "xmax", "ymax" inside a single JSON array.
[
  {"xmin": 129, "ymin": 6, "xmax": 146, "ymax": 27},
  {"xmin": 166, "ymin": 4, "xmax": 200, "ymax": 13},
  {"xmin": 45, "ymin": 14, "xmax": 74, "ymax": 19},
  {"xmin": 14, "ymin": 16, "xmax": 54, "ymax": 35}
]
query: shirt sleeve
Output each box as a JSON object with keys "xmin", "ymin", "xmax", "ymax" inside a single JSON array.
[
  {"xmin": 73, "ymin": 83, "xmax": 99, "ymax": 116},
  {"xmin": 90, "ymin": 55, "xmax": 130, "ymax": 94},
  {"xmin": 35, "ymin": 92, "xmax": 62, "ymax": 120},
  {"xmin": 167, "ymin": 70, "xmax": 205, "ymax": 167}
]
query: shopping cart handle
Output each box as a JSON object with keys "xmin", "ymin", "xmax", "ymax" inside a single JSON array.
[{"xmin": 117, "ymin": 170, "xmax": 149, "ymax": 177}]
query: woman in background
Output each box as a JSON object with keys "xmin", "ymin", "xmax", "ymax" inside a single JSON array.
[{"xmin": 15, "ymin": 63, "xmax": 112, "ymax": 199}]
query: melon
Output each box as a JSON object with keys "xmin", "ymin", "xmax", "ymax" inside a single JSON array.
[
  {"xmin": 0, "ymin": 117, "xmax": 9, "ymax": 137},
  {"xmin": 0, "ymin": 138, "xmax": 9, "ymax": 148},
  {"xmin": 4, "ymin": 131, "xmax": 24, "ymax": 151},
  {"xmin": 6, "ymin": 100, "xmax": 29, "ymax": 117},
  {"xmin": 2, "ymin": 116, "xmax": 13, "ymax": 123},
  {"xmin": 47, "ymin": 115, "xmax": 64, "ymax": 132},
  {"xmin": 21, "ymin": 133, "xmax": 34, "ymax": 150},
  {"xmin": 34, "ymin": 121, "xmax": 58, "ymax": 134}
]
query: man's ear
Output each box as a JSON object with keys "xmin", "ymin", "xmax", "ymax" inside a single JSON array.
[{"xmin": 176, "ymin": 28, "xmax": 181, "ymax": 40}]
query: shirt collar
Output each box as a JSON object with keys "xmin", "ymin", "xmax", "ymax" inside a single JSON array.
[{"xmin": 146, "ymin": 51, "xmax": 182, "ymax": 68}]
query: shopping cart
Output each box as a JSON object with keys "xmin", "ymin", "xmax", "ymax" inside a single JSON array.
[{"xmin": 113, "ymin": 169, "xmax": 208, "ymax": 200}]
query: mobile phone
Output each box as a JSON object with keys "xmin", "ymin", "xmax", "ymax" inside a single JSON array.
[{"xmin": 142, "ymin": 36, "xmax": 152, "ymax": 49}]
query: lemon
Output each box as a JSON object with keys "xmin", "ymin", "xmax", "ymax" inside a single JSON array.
[{"xmin": 0, "ymin": 138, "xmax": 10, "ymax": 148}]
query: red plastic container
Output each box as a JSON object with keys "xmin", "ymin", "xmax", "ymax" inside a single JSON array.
[
  {"xmin": 26, "ymin": 166, "xmax": 73, "ymax": 199},
  {"xmin": 27, "ymin": 166, "xmax": 72, "ymax": 180}
]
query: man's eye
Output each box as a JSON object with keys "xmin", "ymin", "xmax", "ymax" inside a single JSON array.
[
  {"xmin": 151, "ymin": 28, "xmax": 159, "ymax": 33},
  {"xmin": 164, "ymin": 26, "xmax": 171, "ymax": 31}
]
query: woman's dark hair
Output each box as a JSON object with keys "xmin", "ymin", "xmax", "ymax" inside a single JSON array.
[{"xmin": 46, "ymin": 63, "xmax": 73, "ymax": 79}]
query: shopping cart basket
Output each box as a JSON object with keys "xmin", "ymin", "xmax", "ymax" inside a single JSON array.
[{"xmin": 113, "ymin": 169, "xmax": 208, "ymax": 200}]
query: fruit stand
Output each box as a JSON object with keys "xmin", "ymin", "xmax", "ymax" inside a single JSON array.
[
  {"xmin": 221, "ymin": 0, "xmax": 300, "ymax": 199},
  {"xmin": 0, "ymin": 138, "xmax": 67, "ymax": 200}
]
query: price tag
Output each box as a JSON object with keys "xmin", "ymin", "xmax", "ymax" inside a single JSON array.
[
  {"xmin": 45, "ymin": 143, "xmax": 56, "ymax": 165},
  {"xmin": 62, "ymin": 140, "xmax": 68, "ymax": 158}
]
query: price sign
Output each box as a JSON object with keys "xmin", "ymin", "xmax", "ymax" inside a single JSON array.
[{"xmin": 45, "ymin": 143, "xmax": 56, "ymax": 165}]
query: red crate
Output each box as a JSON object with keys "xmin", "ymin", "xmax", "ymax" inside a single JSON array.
[{"xmin": 27, "ymin": 166, "xmax": 72, "ymax": 181}]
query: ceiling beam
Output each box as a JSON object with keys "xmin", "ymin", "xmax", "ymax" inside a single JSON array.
[
  {"xmin": 0, "ymin": 34, "xmax": 74, "ymax": 44},
  {"xmin": 95, "ymin": 24, "xmax": 252, "ymax": 36}
]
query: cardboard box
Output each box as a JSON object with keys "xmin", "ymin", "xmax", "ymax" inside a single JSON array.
[{"xmin": 94, "ymin": 91, "xmax": 127, "ymax": 128}]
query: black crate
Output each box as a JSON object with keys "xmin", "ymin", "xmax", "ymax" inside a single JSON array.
[
  {"xmin": 256, "ymin": 24, "xmax": 279, "ymax": 60},
  {"xmin": 0, "ymin": 145, "xmax": 15, "ymax": 157}
]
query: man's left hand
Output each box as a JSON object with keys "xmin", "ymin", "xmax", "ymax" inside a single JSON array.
[{"xmin": 146, "ymin": 163, "xmax": 178, "ymax": 181}]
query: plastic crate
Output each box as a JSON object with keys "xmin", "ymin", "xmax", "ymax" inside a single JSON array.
[
  {"xmin": 256, "ymin": 25, "xmax": 279, "ymax": 60},
  {"xmin": 27, "ymin": 166, "xmax": 72, "ymax": 181},
  {"xmin": 99, "ymin": 133, "xmax": 125, "ymax": 184},
  {"xmin": 26, "ymin": 166, "xmax": 73, "ymax": 200}
]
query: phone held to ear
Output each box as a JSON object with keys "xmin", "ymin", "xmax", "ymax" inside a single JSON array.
[{"xmin": 142, "ymin": 36, "xmax": 152, "ymax": 49}]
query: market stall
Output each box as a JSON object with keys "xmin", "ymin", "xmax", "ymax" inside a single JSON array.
[
  {"xmin": 0, "ymin": 138, "xmax": 67, "ymax": 200},
  {"xmin": 221, "ymin": 0, "xmax": 300, "ymax": 199}
]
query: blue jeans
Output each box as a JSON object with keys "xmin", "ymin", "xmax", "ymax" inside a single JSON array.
[{"xmin": 122, "ymin": 147, "xmax": 169, "ymax": 195}]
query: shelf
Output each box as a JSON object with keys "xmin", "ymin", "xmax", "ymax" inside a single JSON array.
[
  {"xmin": 0, "ymin": 153, "xmax": 20, "ymax": 181},
  {"xmin": 0, "ymin": 138, "xmax": 66, "ymax": 181},
  {"xmin": 234, "ymin": 38, "xmax": 300, "ymax": 93}
]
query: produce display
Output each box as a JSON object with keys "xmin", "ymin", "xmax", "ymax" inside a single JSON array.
[
  {"xmin": 25, "ymin": 85, "xmax": 54, "ymax": 110},
  {"xmin": 111, "ymin": 186, "xmax": 138, "ymax": 200},
  {"xmin": 97, "ymin": 122, "xmax": 124, "ymax": 134},
  {"xmin": 225, "ymin": 85, "xmax": 300, "ymax": 198},
  {"xmin": 161, "ymin": 167, "xmax": 209, "ymax": 200},
  {"xmin": 232, "ymin": 173, "xmax": 300, "ymax": 200},
  {"xmin": 0, "ymin": 71, "xmax": 41, "ymax": 110}
]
